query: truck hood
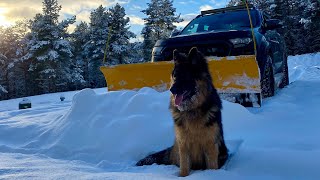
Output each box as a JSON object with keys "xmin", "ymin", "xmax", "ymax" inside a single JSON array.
[{"xmin": 154, "ymin": 29, "xmax": 254, "ymax": 48}]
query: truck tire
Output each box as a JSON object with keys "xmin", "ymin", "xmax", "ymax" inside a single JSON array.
[
  {"xmin": 279, "ymin": 55, "xmax": 289, "ymax": 88},
  {"xmin": 261, "ymin": 56, "xmax": 275, "ymax": 98}
]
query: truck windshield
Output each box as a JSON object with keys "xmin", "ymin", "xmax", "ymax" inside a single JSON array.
[{"xmin": 180, "ymin": 10, "xmax": 259, "ymax": 35}]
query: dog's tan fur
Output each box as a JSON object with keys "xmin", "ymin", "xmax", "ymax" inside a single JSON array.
[
  {"xmin": 169, "ymin": 79, "xmax": 221, "ymax": 177},
  {"xmin": 135, "ymin": 47, "xmax": 227, "ymax": 177}
]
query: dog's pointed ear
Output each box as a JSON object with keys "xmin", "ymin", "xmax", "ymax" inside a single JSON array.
[
  {"xmin": 188, "ymin": 47, "xmax": 199, "ymax": 64},
  {"xmin": 188, "ymin": 47, "xmax": 207, "ymax": 65}
]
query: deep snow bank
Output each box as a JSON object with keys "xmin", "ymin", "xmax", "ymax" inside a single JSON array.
[
  {"xmin": 46, "ymin": 88, "xmax": 174, "ymax": 164},
  {"xmin": 39, "ymin": 88, "xmax": 252, "ymax": 166},
  {"xmin": 288, "ymin": 52, "xmax": 320, "ymax": 83}
]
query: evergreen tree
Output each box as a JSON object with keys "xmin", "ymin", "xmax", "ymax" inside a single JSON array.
[
  {"xmin": 108, "ymin": 3, "xmax": 136, "ymax": 64},
  {"xmin": 0, "ymin": 53, "xmax": 8, "ymax": 96},
  {"xmin": 141, "ymin": 26, "xmax": 155, "ymax": 62},
  {"xmin": 141, "ymin": 0, "xmax": 182, "ymax": 61},
  {"xmin": 302, "ymin": 0, "xmax": 320, "ymax": 53},
  {"xmin": 127, "ymin": 41, "xmax": 144, "ymax": 64},
  {"xmin": 23, "ymin": 0, "xmax": 75, "ymax": 94},
  {"xmin": 7, "ymin": 21, "xmax": 30, "ymax": 98},
  {"xmin": 273, "ymin": 0, "xmax": 305, "ymax": 55},
  {"xmin": 0, "ymin": 21, "xmax": 30, "ymax": 99},
  {"xmin": 227, "ymin": 0, "xmax": 319, "ymax": 55},
  {"xmin": 55, "ymin": 16, "xmax": 77, "ymax": 92},
  {"xmin": 227, "ymin": 0, "xmax": 273, "ymax": 13},
  {"xmin": 0, "ymin": 28, "xmax": 12, "ymax": 98},
  {"xmin": 71, "ymin": 21, "xmax": 89, "ymax": 89},
  {"xmin": 84, "ymin": 5, "xmax": 110, "ymax": 88}
]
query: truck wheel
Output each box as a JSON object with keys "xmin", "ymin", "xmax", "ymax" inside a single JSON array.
[
  {"xmin": 279, "ymin": 55, "xmax": 289, "ymax": 88},
  {"xmin": 261, "ymin": 56, "xmax": 275, "ymax": 98}
]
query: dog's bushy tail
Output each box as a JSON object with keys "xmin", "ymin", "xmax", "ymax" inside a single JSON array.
[
  {"xmin": 136, "ymin": 145, "xmax": 229, "ymax": 168},
  {"xmin": 136, "ymin": 147, "xmax": 172, "ymax": 166}
]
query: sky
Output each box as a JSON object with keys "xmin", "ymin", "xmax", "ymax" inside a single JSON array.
[{"xmin": 0, "ymin": 0, "xmax": 228, "ymax": 39}]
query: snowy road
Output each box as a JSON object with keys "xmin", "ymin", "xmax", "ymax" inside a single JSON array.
[{"xmin": 0, "ymin": 53, "xmax": 319, "ymax": 179}]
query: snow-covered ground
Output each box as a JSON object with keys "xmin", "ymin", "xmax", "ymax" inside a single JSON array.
[{"xmin": 0, "ymin": 53, "xmax": 319, "ymax": 179}]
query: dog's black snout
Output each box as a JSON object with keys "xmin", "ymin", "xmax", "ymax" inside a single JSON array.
[{"xmin": 170, "ymin": 86, "xmax": 178, "ymax": 95}]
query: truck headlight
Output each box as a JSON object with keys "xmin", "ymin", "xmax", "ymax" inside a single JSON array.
[{"xmin": 230, "ymin": 38, "xmax": 252, "ymax": 47}]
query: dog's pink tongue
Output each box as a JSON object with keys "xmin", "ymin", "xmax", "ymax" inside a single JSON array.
[{"xmin": 174, "ymin": 94, "xmax": 184, "ymax": 106}]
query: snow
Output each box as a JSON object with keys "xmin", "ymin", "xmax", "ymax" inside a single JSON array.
[
  {"xmin": 299, "ymin": 18, "xmax": 312, "ymax": 25},
  {"xmin": 206, "ymin": 56, "xmax": 224, "ymax": 61},
  {"xmin": 40, "ymin": 68, "xmax": 55, "ymax": 75},
  {"xmin": 288, "ymin": 52, "xmax": 320, "ymax": 83},
  {"xmin": 48, "ymin": 50, "xmax": 59, "ymax": 60},
  {"xmin": 230, "ymin": 73, "xmax": 260, "ymax": 93},
  {"xmin": 226, "ymin": 56, "xmax": 236, "ymax": 60},
  {"xmin": 270, "ymin": 4, "xmax": 277, "ymax": 9},
  {"xmin": 0, "ymin": 53, "xmax": 320, "ymax": 179},
  {"xmin": 19, "ymin": 98, "xmax": 31, "ymax": 104},
  {"xmin": 0, "ymin": 86, "xmax": 8, "ymax": 94},
  {"xmin": 30, "ymin": 40, "xmax": 49, "ymax": 51}
]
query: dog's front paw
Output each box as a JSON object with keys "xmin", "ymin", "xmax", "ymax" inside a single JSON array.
[
  {"xmin": 207, "ymin": 160, "xmax": 219, "ymax": 170},
  {"xmin": 179, "ymin": 169, "xmax": 189, "ymax": 177}
]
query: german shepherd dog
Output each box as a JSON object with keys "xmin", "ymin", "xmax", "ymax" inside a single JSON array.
[{"xmin": 136, "ymin": 47, "xmax": 228, "ymax": 176}]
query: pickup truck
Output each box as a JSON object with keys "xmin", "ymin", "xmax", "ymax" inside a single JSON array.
[{"xmin": 151, "ymin": 5, "xmax": 289, "ymax": 99}]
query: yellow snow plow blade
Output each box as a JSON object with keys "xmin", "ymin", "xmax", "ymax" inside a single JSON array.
[{"xmin": 100, "ymin": 55, "xmax": 260, "ymax": 94}]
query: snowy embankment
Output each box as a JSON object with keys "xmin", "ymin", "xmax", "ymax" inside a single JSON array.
[
  {"xmin": 288, "ymin": 52, "xmax": 320, "ymax": 83},
  {"xmin": 0, "ymin": 87, "xmax": 249, "ymax": 167},
  {"xmin": 0, "ymin": 52, "xmax": 320, "ymax": 179}
]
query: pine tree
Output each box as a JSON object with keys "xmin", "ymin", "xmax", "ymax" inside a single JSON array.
[
  {"xmin": 0, "ymin": 53, "xmax": 8, "ymax": 96},
  {"xmin": 0, "ymin": 28, "xmax": 12, "ymax": 99},
  {"xmin": 8, "ymin": 21, "xmax": 30, "ymax": 98},
  {"xmin": 84, "ymin": 5, "xmax": 110, "ymax": 88},
  {"xmin": 227, "ymin": 0, "xmax": 238, "ymax": 6},
  {"xmin": 141, "ymin": 26, "xmax": 156, "ymax": 62},
  {"xmin": 71, "ymin": 21, "xmax": 89, "ymax": 89},
  {"xmin": 227, "ymin": 0, "xmax": 318, "ymax": 55},
  {"xmin": 302, "ymin": 0, "xmax": 320, "ymax": 53},
  {"xmin": 227, "ymin": 0, "xmax": 273, "ymax": 14},
  {"xmin": 108, "ymin": 3, "xmax": 136, "ymax": 64},
  {"xmin": 55, "ymin": 16, "xmax": 76, "ymax": 92},
  {"xmin": 141, "ymin": 0, "xmax": 182, "ymax": 61},
  {"xmin": 0, "ymin": 21, "xmax": 30, "ymax": 99},
  {"xmin": 127, "ymin": 41, "xmax": 144, "ymax": 64},
  {"xmin": 23, "ymin": 0, "xmax": 75, "ymax": 94},
  {"xmin": 309, "ymin": 0, "xmax": 320, "ymax": 52},
  {"xmin": 273, "ymin": 0, "xmax": 306, "ymax": 55}
]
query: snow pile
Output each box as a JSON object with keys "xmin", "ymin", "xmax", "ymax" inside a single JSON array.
[
  {"xmin": 288, "ymin": 52, "xmax": 320, "ymax": 83},
  {"xmin": 41, "ymin": 88, "xmax": 251, "ymax": 166},
  {"xmin": 0, "ymin": 87, "xmax": 252, "ymax": 168},
  {"xmin": 19, "ymin": 98, "xmax": 31, "ymax": 105},
  {"xmin": 45, "ymin": 88, "xmax": 174, "ymax": 165}
]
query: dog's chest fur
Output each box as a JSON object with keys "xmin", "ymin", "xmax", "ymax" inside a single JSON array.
[
  {"xmin": 173, "ymin": 106, "xmax": 220, "ymax": 143},
  {"xmin": 170, "ymin": 106, "xmax": 221, "ymax": 169}
]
